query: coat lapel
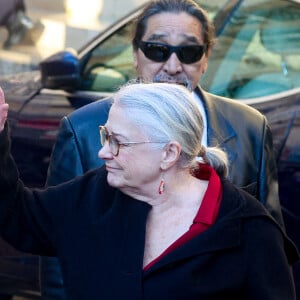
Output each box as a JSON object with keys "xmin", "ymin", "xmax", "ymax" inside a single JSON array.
[
  {"xmin": 195, "ymin": 87, "xmax": 238, "ymax": 165},
  {"xmin": 144, "ymin": 218, "xmax": 242, "ymax": 276}
]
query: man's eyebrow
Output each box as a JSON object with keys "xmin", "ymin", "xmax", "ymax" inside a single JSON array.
[
  {"xmin": 184, "ymin": 35, "xmax": 201, "ymax": 44},
  {"xmin": 147, "ymin": 33, "xmax": 167, "ymax": 41},
  {"xmin": 146, "ymin": 33, "xmax": 201, "ymax": 44}
]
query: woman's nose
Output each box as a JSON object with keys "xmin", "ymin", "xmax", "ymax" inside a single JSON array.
[{"xmin": 98, "ymin": 142, "xmax": 113, "ymax": 159}]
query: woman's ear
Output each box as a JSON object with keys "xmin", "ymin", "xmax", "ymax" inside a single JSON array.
[{"xmin": 161, "ymin": 141, "xmax": 181, "ymax": 170}]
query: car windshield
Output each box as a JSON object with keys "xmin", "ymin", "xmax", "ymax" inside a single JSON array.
[
  {"xmin": 79, "ymin": 0, "xmax": 300, "ymax": 99},
  {"xmin": 202, "ymin": 0, "xmax": 300, "ymax": 99},
  {"xmin": 196, "ymin": 0, "xmax": 230, "ymax": 19}
]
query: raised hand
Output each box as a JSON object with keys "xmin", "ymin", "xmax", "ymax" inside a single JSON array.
[{"xmin": 0, "ymin": 87, "xmax": 9, "ymax": 132}]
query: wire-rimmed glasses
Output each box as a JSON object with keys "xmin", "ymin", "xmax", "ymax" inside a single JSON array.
[{"xmin": 99, "ymin": 126, "xmax": 168, "ymax": 156}]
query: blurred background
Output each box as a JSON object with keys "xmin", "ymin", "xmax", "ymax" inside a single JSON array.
[{"xmin": 0, "ymin": 0, "xmax": 148, "ymax": 76}]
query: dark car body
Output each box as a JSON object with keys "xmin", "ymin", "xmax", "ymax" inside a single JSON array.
[{"xmin": 0, "ymin": 0, "xmax": 299, "ymax": 298}]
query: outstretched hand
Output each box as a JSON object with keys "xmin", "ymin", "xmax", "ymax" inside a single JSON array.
[{"xmin": 0, "ymin": 87, "xmax": 9, "ymax": 132}]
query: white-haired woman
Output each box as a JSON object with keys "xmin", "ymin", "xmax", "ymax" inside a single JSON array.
[{"xmin": 0, "ymin": 83, "xmax": 298, "ymax": 300}]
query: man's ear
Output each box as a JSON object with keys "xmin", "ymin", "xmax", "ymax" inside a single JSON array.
[
  {"xmin": 161, "ymin": 141, "xmax": 182, "ymax": 170},
  {"xmin": 202, "ymin": 48, "xmax": 212, "ymax": 74},
  {"xmin": 206, "ymin": 47, "xmax": 212, "ymax": 58}
]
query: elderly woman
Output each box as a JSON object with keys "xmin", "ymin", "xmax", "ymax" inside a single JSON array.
[{"xmin": 0, "ymin": 83, "xmax": 298, "ymax": 300}]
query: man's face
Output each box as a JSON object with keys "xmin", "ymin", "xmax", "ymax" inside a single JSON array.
[{"xmin": 133, "ymin": 12, "xmax": 210, "ymax": 90}]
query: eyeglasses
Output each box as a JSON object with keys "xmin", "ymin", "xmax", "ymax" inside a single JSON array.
[
  {"xmin": 99, "ymin": 126, "xmax": 168, "ymax": 156},
  {"xmin": 138, "ymin": 41, "xmax": 207, "ymax": 64}
]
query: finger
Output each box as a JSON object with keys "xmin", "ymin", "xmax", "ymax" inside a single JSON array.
[
  {"xmin": 0, "ymin": 87, "xmax": 9, "ymax": 131},
  {"xmin": 0, "ymin": 87, "xmax": 5, "ymax": 105},
  {"xmin": 0, "ymin": 103, "xmax": 9, "ymax": 116},
  {"xmin": 0, "ymin": 104, "xmax": 9, "ymax": 131}
]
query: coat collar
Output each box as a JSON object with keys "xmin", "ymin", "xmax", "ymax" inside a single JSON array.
[
  {"xmin": 144, "ymin": 218, "xmax": 242, "ymax": 276},
  {"xmin": 195, "ymin": 87, "xmax": 238, "ymax": 164}
]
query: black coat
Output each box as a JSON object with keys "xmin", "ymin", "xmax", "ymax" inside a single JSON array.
[{"xmin": 0, "ymin": 125, "xmax": 298, "ymax": 300}]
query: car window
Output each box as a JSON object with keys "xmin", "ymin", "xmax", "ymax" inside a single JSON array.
[
  {"xmin": 202, "ymin": 0, "xmax": 300, "ymax": 99},
  {"xmin": 80, "ymin": 22, "xmax": 136, "ymax": 92}
]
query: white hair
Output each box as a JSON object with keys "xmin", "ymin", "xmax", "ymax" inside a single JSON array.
[{"xmin": 113, "ymin": 82, "xmax": 228, "ymax": 177}]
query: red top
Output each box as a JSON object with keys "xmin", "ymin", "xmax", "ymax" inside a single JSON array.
[{"xmin": 144, "ymin": 164, "xmax": 223, "ymax": 271}]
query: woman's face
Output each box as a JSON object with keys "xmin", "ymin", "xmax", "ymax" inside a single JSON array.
[{"xmin": 98, "ymin": 104, "xmax": 164, "ymax": 196}]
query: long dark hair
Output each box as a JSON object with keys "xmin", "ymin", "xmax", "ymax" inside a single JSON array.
[{"xmin": 132, "ymin": 0, "xmax": 216, "ymax": 52}]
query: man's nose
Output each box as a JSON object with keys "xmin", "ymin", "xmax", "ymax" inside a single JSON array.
[{"xmin": 163, "ymin": 53, "xmax": 183, "ymax": 74}]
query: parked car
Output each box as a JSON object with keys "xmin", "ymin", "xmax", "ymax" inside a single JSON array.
[{"xmin": 0, "ymin": 0, "xmax": 299, "ymax": 298}]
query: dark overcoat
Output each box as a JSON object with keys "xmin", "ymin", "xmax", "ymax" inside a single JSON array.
[{"xmin": 0, "ymin": 124, "xmax": 298, "ymax": 300}]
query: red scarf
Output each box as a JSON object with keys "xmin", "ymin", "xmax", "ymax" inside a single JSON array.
[{"xmin": 144, "ymin": 164, "xmax": 222, "ymax": 271}]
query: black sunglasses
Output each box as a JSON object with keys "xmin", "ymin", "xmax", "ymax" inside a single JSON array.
[{"xmin": 138, "ymin": 41, "xmax": 207, "ymax": 64}]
